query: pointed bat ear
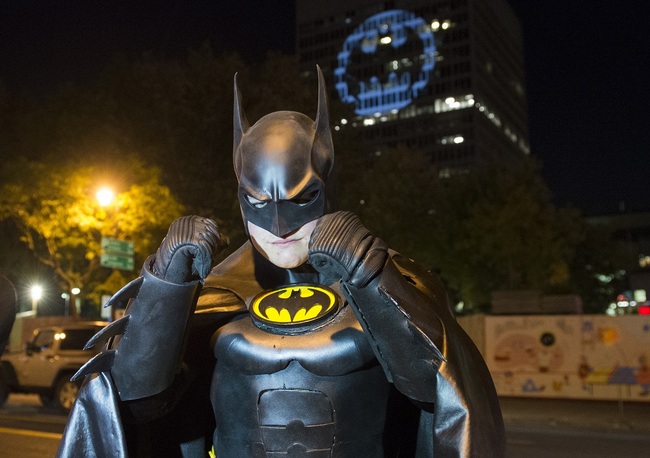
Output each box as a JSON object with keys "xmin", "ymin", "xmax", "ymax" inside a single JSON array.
[
  {"xmin": 313, "ymin": 65, "xmax": 335, "ymax": 177},
  {"xmin": 233, "ymin": 73, "xmax": 250, "ymax": 178}
]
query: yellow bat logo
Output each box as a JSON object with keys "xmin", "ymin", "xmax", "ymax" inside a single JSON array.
[{"xmin": 251, "ymin": 284, "xmax": 339, "ymax": 327}]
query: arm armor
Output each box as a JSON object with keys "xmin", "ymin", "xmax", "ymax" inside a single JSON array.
[
  {"xmin": 74, "ymin": 257, "xmax": 201, "ymax": 402},
  {"xmin": 341, "ymin": 253, "xmax": 505, "ymax": 457},
  {"xmin": 338, "ymin": 253, "xmax": 445, "ymax": 403}
]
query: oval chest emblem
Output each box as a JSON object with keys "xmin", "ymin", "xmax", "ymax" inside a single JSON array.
[{"xmin": 251, "ymin": 284, "xmax": 340, "ymax": 330}]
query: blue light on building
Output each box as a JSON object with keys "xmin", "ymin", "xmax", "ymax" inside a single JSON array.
[{"xmin": 335, "ymin": 10, "xmax": 436, "ymax": 116}]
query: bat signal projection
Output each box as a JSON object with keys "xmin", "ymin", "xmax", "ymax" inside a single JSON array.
[
  {"xmin": 251, "ymin": 285, "xmax": 340, "ymax": 328},
  {"xmin": 335, "ymin": 10, "xmax": 436, "ymax": 116}
]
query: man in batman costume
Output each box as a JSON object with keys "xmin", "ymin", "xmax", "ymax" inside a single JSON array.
[{"xmin": 57, "ymin": 67, "xmax": 504, "ymax": 458}]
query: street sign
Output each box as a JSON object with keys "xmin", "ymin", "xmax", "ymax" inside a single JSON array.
[
  {"xmin": 100, "ymin": 253, "xmax": 135, "ymax": 271},
  {"xmin": 101, "ymin": 237, "xmax": 134, "ymax": 256},
  {"xmin": 100, "ymin": 237, "xmax": 135, "ymax": 271}
]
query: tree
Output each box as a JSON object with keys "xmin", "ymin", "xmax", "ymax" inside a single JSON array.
[
  {"xmin": 0, "ymin": 157, "xmax": 184, "ymax": 315},
  {"xmin": 338, "ymin": 145, "xmax": 439, "ymax": 264},
  {"xmin": 563, "ymin": 220, "xmax": 628, "ymax": 313},
  {"xmin": 344, "ymin": 150, "xmax": 580, "ymax": 312},
  {"xmin": 429, "ymin": 159, "xmax": 582, "ymax": 310}
]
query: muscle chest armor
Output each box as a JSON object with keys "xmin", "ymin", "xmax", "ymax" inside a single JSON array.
[{"xmin": 211, "ymin": 284, "xmax": 391, "ymax": 458}]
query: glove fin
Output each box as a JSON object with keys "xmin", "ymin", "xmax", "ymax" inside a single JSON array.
[
  {"xmin": 71, "ymin": 350, "xmax": 116, "ymax": 381},
  {"xmin": 104, "ymin": 276, "xmax": 144, "ymax": 310},
  {"xmin": 83, "ymin": 315, "xmax": 130, "ymax": 350}
]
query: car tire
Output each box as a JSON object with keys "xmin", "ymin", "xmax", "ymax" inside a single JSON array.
[{"xmin": 54, "ymin": 375, "xmax": 81, "ymax": 414}]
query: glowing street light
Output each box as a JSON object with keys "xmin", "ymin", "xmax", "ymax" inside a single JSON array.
[
  {"xmin": 30, "ymin": 284, "xmax": 43, "ymax": 312},
  {"xmin": 96, "ymin": 187, "xmax": 115, "ymax": 207}
]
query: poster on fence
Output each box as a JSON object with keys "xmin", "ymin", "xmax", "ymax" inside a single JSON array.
[{"xmin": 485, "ymin": 315, "xmax": 650, "ymax": 401}]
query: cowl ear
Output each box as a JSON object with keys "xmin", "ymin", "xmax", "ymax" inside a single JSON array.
[
  {"xmin": 313, "ymin": 65, "xmax": 335, "ymax": 177},
  {"xmin": 233, "ymin": 73, "xmax": 250, "ymax": 178}
]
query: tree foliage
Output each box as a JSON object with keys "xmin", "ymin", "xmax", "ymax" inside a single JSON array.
[
  {"xmin": 344, "ymin": 151, "xmax": 583, "ymax": 311},
  {"xmin": 0, "ymin": 157, "xmax": 184, "ymax": 313},
  {"xmin": 562, "ymin": 221, "xmax": 628, "ymax": 313},
  {"xmin": 339, "ymin": 145, "xmax": 439, "ymax": 263},
  {"xmin": 429, "ymin": 160, "xmax": 581, "ymax": 310}
]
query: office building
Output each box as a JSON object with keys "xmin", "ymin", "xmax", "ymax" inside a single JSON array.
[{"xmin": 296, "ymin": 0, "xmax": 529, "ymax": 174}]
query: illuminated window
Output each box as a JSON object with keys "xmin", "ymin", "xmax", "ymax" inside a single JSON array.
[
  {"xmin": 439, "ymin": 134, "xmax": 465, "ymax": 145},
  {"xmin": 434, "ymin": 94, "xmax": 475, "ymax": 113}
]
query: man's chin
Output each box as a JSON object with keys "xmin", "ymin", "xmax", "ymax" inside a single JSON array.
[
  {"xmin": 269, "ymin": 255, "xmax": 307, "ymax": 269},
  {"xmin": 269, "ymin": 259, "xmax": 306, "ymax": 269}
]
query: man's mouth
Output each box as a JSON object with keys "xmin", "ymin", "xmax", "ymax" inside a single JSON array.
[{"xmin": 272, "ymin": 237, "xmax": 298, "ymax": 246}]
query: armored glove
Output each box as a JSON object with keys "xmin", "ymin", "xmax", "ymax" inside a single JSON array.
[
  {"xmin": 308, "ymin": 211, "xmax": 388, "ymax": 288},
  {"xmin": 73, "ymin": 216, "xmax": 228, "ymax": 402},
  {"xmin": 152, "ymin": 215, "xmax": 228, "ymax": 283}
]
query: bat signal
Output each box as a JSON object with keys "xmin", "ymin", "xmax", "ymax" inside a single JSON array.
[{"xmin": 251, "ymin": 284, "xmax": 340, "ymax": 329}]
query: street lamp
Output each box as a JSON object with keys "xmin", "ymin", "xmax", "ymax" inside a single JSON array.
[{"xmin": 96, "ymin": 187, "xmax": 115, "ymax": 207}]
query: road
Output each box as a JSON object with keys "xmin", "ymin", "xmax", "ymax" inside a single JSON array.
[
  {"xmin": 2, "ymin": 394, "xmax": 650, "ymax": 457},
  {"xmin": 507, "ymin": 426, "xmax": 649, "ymax": 457},
  {"xmin": 0, "ymin": 394, "xmax": 66, "ymax": 456}
]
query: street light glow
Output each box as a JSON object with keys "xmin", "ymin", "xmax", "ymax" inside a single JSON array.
[
  {"xmin": 96, "ymin": 187, "xmax": 115, "ymax": 207},
  {"xmin": 30, "ymin": 285, "xmax": 43, "ymax": 312},
  {"xmin": 30, "ymin": 285, "xmax": 43, "ymax": 301}
]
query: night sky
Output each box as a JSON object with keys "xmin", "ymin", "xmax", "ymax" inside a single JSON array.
[{"xmin": 1, "ymin": 0, "xmax": 647, "ymax": 216}]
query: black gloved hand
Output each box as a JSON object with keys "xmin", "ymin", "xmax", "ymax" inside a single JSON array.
[
  {"xmin": 308, "ymin": 211, "xmax": 388, "ymax": 288},
  {"xmin": 152, "ymin": 216, "xmax": 228, "ymax": 283}
]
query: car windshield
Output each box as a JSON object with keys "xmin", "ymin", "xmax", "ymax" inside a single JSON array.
[{"xmin": 58, "ymin": 328, "xmax": 99, "ymax": 351}]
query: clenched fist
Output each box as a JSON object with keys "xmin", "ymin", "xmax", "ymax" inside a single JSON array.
[
  {"xmin": 152, "ymin": 216, "xmax": 228, "ymax": 283},
  {"xmin": 308, "ymin": 211, "xmax": 388, "ymax": 288}
]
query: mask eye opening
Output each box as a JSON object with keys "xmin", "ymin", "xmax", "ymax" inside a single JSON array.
[
  {"xmin": 292, "ymin": 190, "xmax": 320, "ymax": 207},
  {"xmin": 244, "ymin": 194, "xmax": 268, "ymax": 209}
]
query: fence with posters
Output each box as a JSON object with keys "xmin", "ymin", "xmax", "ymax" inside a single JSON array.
[{"xmin": 483, "ymin": 315, "xmax": 650, "ymax": 401}]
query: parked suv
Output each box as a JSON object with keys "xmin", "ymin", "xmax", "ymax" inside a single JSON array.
[{"xmin": 0, "ymin": 321, "xmax": 107, "ymax": 413}]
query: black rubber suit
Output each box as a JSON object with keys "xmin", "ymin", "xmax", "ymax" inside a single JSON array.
[{"xmin": 57, "ymin": 67, "xmax": 504, "ymax": 457}]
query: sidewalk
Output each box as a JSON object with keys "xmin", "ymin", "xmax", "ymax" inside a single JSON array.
[{"xmin": 500, "ymin": 396, "xmax": 650, "ymax": 435}]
